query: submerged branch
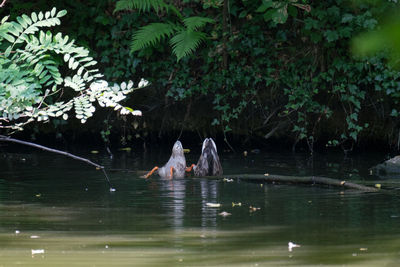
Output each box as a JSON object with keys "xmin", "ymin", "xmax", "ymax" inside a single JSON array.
[
  {"xmin": 0, "ymin": 135, "xmax": 114, "ymax": 188},
  {"xmin": 209, "ymin": 173, "xmax": 380, "ymax": 192}
]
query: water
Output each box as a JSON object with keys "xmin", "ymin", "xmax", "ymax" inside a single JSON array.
[{"xmin": 1, "ymin": 147, "xmax": 400, "ymax": 266}]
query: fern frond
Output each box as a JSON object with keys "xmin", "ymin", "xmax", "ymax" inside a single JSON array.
[
  {"xmin": 170, "ymin": 31, "xmax": 206, "ymax": 61},
  {"xmin": 115, "ymin": 0, "xmax": 165, "ymax": 13},
  {"xmin": 183, "ymin": 16, "xmax": 214, "ymax": 31},
  {"xmin": 114, "ymin": 0, "xmax": 182, "ymax": 18},
  {"xmin": 131, "ymin": 22, "xmax": 177, "ymax": 52}
]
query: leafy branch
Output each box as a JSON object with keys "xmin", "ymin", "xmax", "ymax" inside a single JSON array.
[{"xmin": 0, "ymin": 7, "xmax": 148, "ymax": 134}]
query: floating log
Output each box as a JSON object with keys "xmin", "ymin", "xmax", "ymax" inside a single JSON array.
[{"xmin": 218, "ymin": 174, "xmax": 381, "ymax": 192}]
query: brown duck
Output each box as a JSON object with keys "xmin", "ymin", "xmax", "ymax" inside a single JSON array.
[
  {"xmin": 144, "ymin": 140, "xmax": 188, "ymax": 179},
  {"xmin": 187, "ymin": 138, "xmax": 223, "ymax": 176}
]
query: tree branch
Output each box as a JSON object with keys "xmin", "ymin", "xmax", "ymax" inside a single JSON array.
[
  {"xmin": 207, "ymin": 173, "xmax": 381, "ymax": 192},
  {"xmin": 0, "ymin": 135, "xmax": 114, "ymax": 189}
]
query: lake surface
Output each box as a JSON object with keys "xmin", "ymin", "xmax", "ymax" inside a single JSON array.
[{"xmin": 1, "ymin": 145, "xmax": 400, "ymax": 266}]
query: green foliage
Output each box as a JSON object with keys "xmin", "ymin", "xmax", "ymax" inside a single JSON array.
[
  {"xmin": 256, "ymin": 0, "xmax": 311, "ymax": 24},
  {"xmin": 170, "ymin": 30, "xmax": 207, "ymax": 60},
  {"xmin": 131, "ymin": 22, "xmax": 176, "ymax": 52},
  {"xmin": 109, "ymin": 0, "xmax": 400, "ymax": 148},
  {"xmin": 115, "ymin": 0, "xmax": 214, "ymax": 61},
  {"xmin": 352, "ymin": 10, "xmax": 400, "ymax": 68},
  {"xmin": 0, "ymin": 7, "xmax": 144, "ymax": 134},
  {"xmin": 6, "ymin": 0, "xmax": 400, "ymax": 149},
  {"xmin": 114, "ymin": 0, "xmax": 180, "ymax": 16}
]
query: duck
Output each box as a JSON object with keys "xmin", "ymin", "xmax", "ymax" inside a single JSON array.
[
  {"xmin": 187, "ymin": 138, "xmax": 223, "ymax": 176},
  {"xmin": 144, "ymin": 140, "xmax": 187, "ymax": 179}
]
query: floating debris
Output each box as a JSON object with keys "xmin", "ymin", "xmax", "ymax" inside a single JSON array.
[
  {"xmin": 359, "ymin": 248, "xmax": 368, "ymax": 251},
  {"xmin": 183, "ymin": 148, "xmax": 190, "ymax": 153},
  {"xmin": 218, "ymin": 211, "xmax": 232, "ymax": 217},
  {"xmin": 264, "ymin": 173, "xmax": 269, "ymax": 176},
  {"xmin": 90, "ymin": 150, "xmax": 99, "ymax": 154},
  {"xmin": 206, "ymin": 203, "xmax": 221, "ymax": 208},
  {"xmin": 31, "ymin": 249, "xmax": 44, "ymax": 258},
  {"xmin": 30, "ymin": 235, "xmax": 40, "ymax": 239},
  {"xmin": 15, "ymin": 230, "xmax": 20, "ymax": 235},
  {"xmin": 119, "ymin": 147, "xmax": 132, "ymax": 152},
  {"xmin": 31, "ymin": 249, "xmax": 45, "ymax": 255},
  {"xmin": 109, "ymin": 188, "xmax": 116, "ymax": 192},
  {"xmin": 249, "ymin": 206, "xmax": 260, "ymax": 212},
  {"xmin": 223, "ymin": 178, "xmax": 234, "ymax": 182},
  {"xmin": 243, "ymin": 151, "xmax": 248, "ymax": 157},
  {"xmin": 288, "ymin": 242, "xmax": 301, "ymax": 252},
  {"xmin": 232, "ymin": 202, "xmax": 242, "ymax": 207},
  {"xmin": 375, "ymin": 184, "xmax": 381, "ymax": 189}
]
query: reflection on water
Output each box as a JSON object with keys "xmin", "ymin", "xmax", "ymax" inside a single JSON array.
[{"xmin": 0, "ymin": 148, "xmax": 400, "ymax": 266}]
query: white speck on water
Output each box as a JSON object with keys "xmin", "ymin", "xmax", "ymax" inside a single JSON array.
[
  {"xmin": 31, "ymin": 249, "xmax": 44, "ymax": 255},
  {"xmin": 206, "ymin": 203, "xmax": 221, "ymax": 208},
  {"xmin": 288, "ymin": 241, "xmax": 301, "ymax": 252}
]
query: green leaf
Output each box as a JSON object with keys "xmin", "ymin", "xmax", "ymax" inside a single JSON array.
[
  {"xmin": 16, "ymin": 16, "xmax": 27, "ymax": 28},
  {"xmin": 57, "ymin": 10, "xmax": 67, "ymax": 18},
  {"xmin": 22, "ymin": 14, "xmax": 32, "ymax": 25},
  {"xmin": 183, "ymin": 16, "xmax": 214, "ymax": 31},
  {"xmin": 341, "ymin": 13, "xmax": 353, "ymax": 23},
  {"xmin": 1, "ymin": 32, "xmax": 15, "ymax": 42},
  {"xmin": 256, "ymin": 0, "xmax": 273, "ymax": 13},
  {"xmin": 31, "ymin": 12, "xmax": 37, "ymax": 23},
  {"xmin": 349, "ymin": 131, "xmax": 358, "ymax": 141},
  {"xmin": 1, "ymin": 15, "xmax": 9, "ymax": 24},
  {"xmin": 9, "ymin": 23, "xmax": 23, "ymax": 36},
  {"xmin": 114, "ymin": 0, "xmax": 173, "ymax": 14},
  {"xmin": 131, "ymin": 22, "xmax": 176, "ymax": 52},
  {"xmin": 324, "ymin": 30, "xmax": 339, "ymax": 42},
  {"xmin": 64, "ymin": 53, "xmax": 71, "ymax": 62},
  {"xmin": 4, "ymin": 46, "xmax": 12, "ymax": 57},
  {"xmin": 170, "ymin": 30, "xmax": 206, "ymax": 61}
]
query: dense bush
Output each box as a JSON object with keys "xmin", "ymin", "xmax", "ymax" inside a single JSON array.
[{"xmin": 2, "ymin": 0, "xmax": 400, "ymax": 151}]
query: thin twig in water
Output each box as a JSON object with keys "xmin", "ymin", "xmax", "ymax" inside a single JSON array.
[
  {"xmin": 223, "ymin": 129, "xmax": 235, "ymax": 153},
  {"xmin": 0, "ymin": 135, "xmax": 114, "ymax": 188}
]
